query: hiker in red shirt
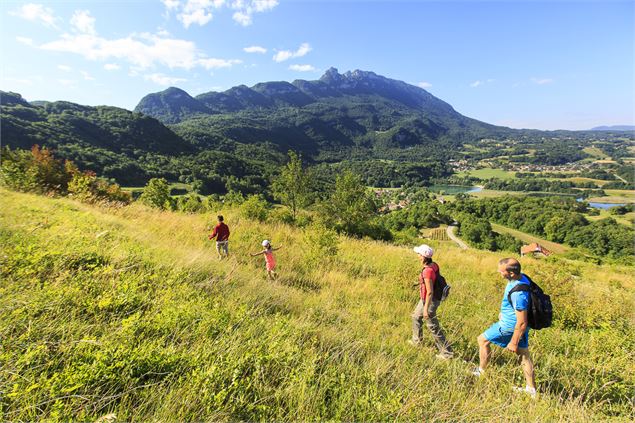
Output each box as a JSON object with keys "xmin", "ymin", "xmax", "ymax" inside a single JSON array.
[
  {"xmin": 409, "ymin": 244, "xmax": 454, "ymax": 359},
  {"xmin": 208, "ymin": 215, "xmax": 230, "ymax": 259}
]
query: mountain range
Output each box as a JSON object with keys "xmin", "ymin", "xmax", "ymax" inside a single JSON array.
[
  {"xmin": 134, "ymin": 67, "xmax": 511, "ymax": 156},
  {"xmin": 590, "ymin": 125, "xmax": 635, "ymax": 131},
  {"xmin": 2, "ymin": 68, "xmax": 628, "ymax": 189}
]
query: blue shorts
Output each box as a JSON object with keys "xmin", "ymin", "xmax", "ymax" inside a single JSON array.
[{"xmin": 483, "ymin": 322, "xmax": 529, "ymax": 349}]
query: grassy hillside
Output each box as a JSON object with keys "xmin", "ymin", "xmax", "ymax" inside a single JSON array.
[
  {"xmin": 490, "ymin": 223, "xmax": 570, "ymax": 254},
  {"xmin": 1, "ymin": 188, "xmax": 633, "ymax": 421}
]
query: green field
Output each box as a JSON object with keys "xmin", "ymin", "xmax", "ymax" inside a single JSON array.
[
  {"xmin": 490, "ymin": 223, "xmax": 570, "ymax": 254},
  {"xmin": 586, "ymin": 209, "xmax": 635, "ymax": 226},
  {"xmin": 457, "ymin": 168, "xmax": 517, "ymax": 180},
  {"xmin": 587, "ymin": 189, "xmax": 635, "ymax": 204},
  {"xmin": 582, "ymin": 147, "xmax": 610, "ymax": 160},
  {"xmin": 1, "ymin": 188, "xmax": 634, "ymax": 420},
  {"xmin": 553, "ymin": 177, "xmax": 613, "ymax": 187},
  {"xmin": 468, "ymin": 189, "xmax": 538, "ymax": 199}
]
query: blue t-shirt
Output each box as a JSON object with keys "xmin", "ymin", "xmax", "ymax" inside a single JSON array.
[{"xmin": 499, "ymin": 274, "xmax": 530, "ymax": 330}]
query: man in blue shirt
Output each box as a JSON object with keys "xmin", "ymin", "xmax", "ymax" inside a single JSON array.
[{"xmin": 473, "ymin": 258, "xmax": 537, "ymax": 398}]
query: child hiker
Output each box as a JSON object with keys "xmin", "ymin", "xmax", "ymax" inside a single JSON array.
[{"xmin": 251, "ymin": 240, "xmax": 282, "ymax": 280}]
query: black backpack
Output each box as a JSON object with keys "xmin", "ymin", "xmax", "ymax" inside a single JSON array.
[
  {"xmin": 424, "ymin": 264, "xmax": 451, "ymax": 302},
  {"xmin": 507, "ymin": 274, "xmax": 553, "ymax": 330}
]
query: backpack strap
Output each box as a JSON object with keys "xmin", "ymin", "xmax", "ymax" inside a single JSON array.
[{"xmin": 508, "ymin": 283, "xmax": 530, "ymax": 309}]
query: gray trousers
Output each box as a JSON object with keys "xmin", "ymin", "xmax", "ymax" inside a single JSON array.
[
  {"xmin": 216, "ymin": 240, "xmax": 229, "ymax": 256},
  {"xmin": 412, "ymin": 299, "xmax": 453, "ymax": 357}
]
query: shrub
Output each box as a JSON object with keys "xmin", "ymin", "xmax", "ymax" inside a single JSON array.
[
  {"xmin": 0, "ymin": 145, "xmax": 69, "ymax": 193},
  {"xmin": 303, "ymin": 223, "xmax": 339, "ymax": 264},
  {"xmin": 240, "ymin": 194, "xmax": 270, "ymax": 222},
  {"xmin": 202, "ymin": 195, "xmax": 222, "ymax": 213},
  {"xmin": 139, "ymin": 178, "xmax": 172, "ymax": 210},
  {"xmin": 1, "ymin": 146, "xmax": 129, "ymax": 204},
  {"xmin": 223, "ymin": 190, "xmax": 245, "ymax": 206},
  {"xmin": 269, "ymin": 207, "xmax": 295, "ymax": 225},
  {"xmin": 177, "ymin": 193, "xmax": 204, "ymax": 213}
]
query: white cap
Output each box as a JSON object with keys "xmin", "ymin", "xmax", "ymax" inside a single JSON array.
[
  {"xmin": 413, "ymin": 244, "xmax": 434, "ymax": 258},
  {"xmin": 262, "ymin": 239, "xmax": 270, "ymax": 247}
]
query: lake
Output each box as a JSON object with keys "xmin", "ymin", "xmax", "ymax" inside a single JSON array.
[
  {"xmin": 586, "ymin": 202, "xmax": 626, "ymax": 210},
  {"xmin": 427, "ymin": 185, "xmax": 482, "ymax": 194}
]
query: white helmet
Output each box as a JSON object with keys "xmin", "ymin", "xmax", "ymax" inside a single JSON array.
[{"xmin": 262, "ymin": 239, "xmax": 270, "ymax": 247}]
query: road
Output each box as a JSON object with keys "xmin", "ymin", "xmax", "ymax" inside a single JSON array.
[
  {"xmin": 446, "ymin": 225, "xmax": 469, "ymax": 250},
  {"xmin": 614, "ymin": 173, "xmax": 628, "ymax": 183}
]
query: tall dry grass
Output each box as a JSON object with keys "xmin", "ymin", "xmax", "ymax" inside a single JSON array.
[{"xmin": 1, "ymin": 188, "xmax": 633, "ymax": 421}]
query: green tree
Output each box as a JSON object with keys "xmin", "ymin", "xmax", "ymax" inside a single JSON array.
[
  {"xmin": 272, "ymin": 150, "xmax": 313, "ymax": 220},
  {"xmin": 321, "ymin": 171, "xmax": 378, "ymax": 236},
  {"xmin": 139, "ymin": 178, "xmax": 172, "ymax": 209}
]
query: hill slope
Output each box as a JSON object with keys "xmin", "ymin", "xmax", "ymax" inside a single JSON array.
[
  {"xmin": 1, "ymin": 91, "xmax": 194, "ymax": 185},
  {"xmin": 1, "ymin": 188, "xmax": 633, "ymax": 420}
]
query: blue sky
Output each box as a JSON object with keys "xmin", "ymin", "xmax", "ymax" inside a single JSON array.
[{"xmin": 1, "ymin": 0, "xmax": 633, "ymax": 130}]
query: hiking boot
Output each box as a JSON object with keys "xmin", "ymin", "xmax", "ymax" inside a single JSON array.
[{"xmin": 513, "ymin": 385, "xmax": 537, "ymax": 399}]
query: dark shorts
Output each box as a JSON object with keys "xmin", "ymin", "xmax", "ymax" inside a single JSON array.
[{"xmin": 483, "ymin": 322, "xmax": 529, "ymax": 349}]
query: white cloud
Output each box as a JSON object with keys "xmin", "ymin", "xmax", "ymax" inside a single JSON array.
[
  {"xmin": 244, "ymin": 45, "xmax": 267, "ymax": 54},
  {"xmin": 251, "ymin": 0, "xmax": 278, "ymax": 13},
  {"xmin": 470, "ymin": 78, "xmax": 496, "ymax": 88},
  {"xmin": 273, "ymin": 42, "xmax": 312, "ymax": 62},
  {"xmin": 41, "ymin": 33, "xmax": 198, "ymax": 69},
  {"xmin": 232, "ymin": 11, "xmax": 251, "ymax": 26},
  {"xmin": 231, "ymin": 0, "xmax": 278, "ymax": 26},
  {"xmin": 80, "ymin": 70, "xmax": 95, "ymax": 81},
  {"xmin": 531, "ymin": 77, "xmax": 554, "ymax": 85},
  {"xmin": 16, "ymin": 36, "xmax": 34, "ymax": 46},
  {"xmin": 289, "ymin": 64, "xmax": 316, "ymax": 72},
  {"xmin": 179, "ymin": 7, "xmax": 214, "ymax": 28},
  {"xmin": 104, "ymin": 63, "xmax": 121, "ymax": 71},
  {"xmin": 37, "ymin": 13, "xmax": 241, "ymax": 74},
  {"xmin": 57, "ymin": 64, "xmax": 72, "ymax": 72},
  {"xmin": 172, "ymin": 0, "xmax": 227, "ymax": 28},
  {"xmin": 9, "ymin": 3, "xmax": 58, "ymax": 28},
  {"xmin": 198, "ymin": 58, "xmax": 242, "ymax": 69},
  {"xmin": 71, "ymin": 10, "xmax": 96, "ymax": 35},
  {"xmin": 40, "ymin": 32, "xmax": 239, "ymax": 71},
  {"xmin": 163, "ymin": 0, "xmax": 277, "ymax": 27},
  {"xmin": 144, "ymin": 73, "xmax": 187, "ymax": 86},
  {"xmin": 162, "ymin": 0, "xmax": 181, "ymax": 10},
  {"xmin": 273, "ymin": 50, "xmax": 293, "ymax": 62},
  {"xmin": 417, "ymin": 82, "xmax": 432, "ymax": 89}
]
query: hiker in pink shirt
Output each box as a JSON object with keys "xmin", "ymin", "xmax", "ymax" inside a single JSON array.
[{"xmin": 251, "ymin": 240, "xmax": 282, "ymax": 280}]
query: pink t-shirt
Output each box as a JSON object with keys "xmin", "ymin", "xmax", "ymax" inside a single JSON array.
[
  {"xmin": 264, "ymin": 249, "xmax": 276, "ymax": 271},
  {"xmin": 419, "ymin": 263, "xmax": 439, "ymax": 300}
]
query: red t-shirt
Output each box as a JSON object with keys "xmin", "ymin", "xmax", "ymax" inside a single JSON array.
[
  {"xmin": 419, "ymin": 262, "xmax": 439, "ymax": 300},
  {"xmin": 210, "ymin": 222, "xmax": 230, "ymax": 241}
]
